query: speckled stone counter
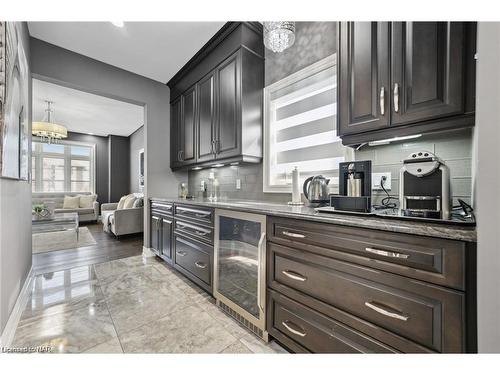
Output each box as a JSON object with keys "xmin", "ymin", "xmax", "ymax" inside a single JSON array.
[{"xmin": 151, "ymin": 197, "xmax": 477, "ymax": 242}]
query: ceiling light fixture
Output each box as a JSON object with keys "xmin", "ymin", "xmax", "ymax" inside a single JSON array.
[
  {"xmin": 111, "ymin": 21, "xmax": 124, "ymax": 28},
  {"xmin": 32, "ymin": 101, "xmax": 68, "ymax": 144},
  {"xmin": 263, "ymin": 22, "xmax": 296, "ymax": 53},
  {"xmin": 214, "ymin": 164, "xmax": 225, "ymax": 168}
]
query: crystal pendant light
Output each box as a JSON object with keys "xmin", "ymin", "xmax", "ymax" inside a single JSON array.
[
  {"xmin": 32, "ymin": 101, "xmax": 68, "ymax": 144},
  {"xmin": 263, "ymin": 22, "xmax": 296, "ymax": 53}
]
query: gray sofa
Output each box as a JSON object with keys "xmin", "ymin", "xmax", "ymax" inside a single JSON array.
[
  {"xmin": 32, "ymin": 192, "xmax": 99, "ymax": 222},
  {"xmin": 101, "ymin": 196, "xmax": 144, "ymax": 236}
]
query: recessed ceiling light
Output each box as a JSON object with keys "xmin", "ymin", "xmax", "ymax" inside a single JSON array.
[
  {"xmin": 192, "ymin": 167, "xmax": 202, "ymax": 171},
  {"xmin": 111, "ymin": 21, "xmax": 124, "ymax": 28}
]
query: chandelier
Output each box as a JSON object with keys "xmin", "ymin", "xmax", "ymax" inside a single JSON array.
[
  {"xmin": 32, "ymin": 101, "xmax": 68, "ymax": 144},
  {"xmin": 263, "ymin": 22, "xmax": 296, "ymax": 53}
]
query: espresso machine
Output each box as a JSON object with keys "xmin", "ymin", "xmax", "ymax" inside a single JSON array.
[
  {"xmin": 399, "ymin": 151, "xmax": 450, "ymax": 219},
  {"xmin": 330, "ymin": 160, "xmax": 372, "ymax": 213}
]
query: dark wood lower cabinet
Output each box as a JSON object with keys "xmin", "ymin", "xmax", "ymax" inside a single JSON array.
[
  {"xmin": 173, "ymin": 234, "xmax": 213, "ymax": 293},
  {"xmin": 266, "ymin": 216, "xmax": 476, "ymax": 354},
  {"xmin": 268, "ymin": 290, "xmax": 398, "ymax": 353}
]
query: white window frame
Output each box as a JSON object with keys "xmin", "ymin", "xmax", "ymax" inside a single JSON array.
[
  {"xmin": 263, "ymin": 54, "xmax": 340, "ymax": 193},
  {"xmin": 32, "ymin": 138, "xmax": 96, "ymax": 194}
]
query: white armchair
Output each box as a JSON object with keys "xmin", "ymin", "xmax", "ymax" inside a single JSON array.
[{"xmin": 101, "ymin": 197, "xmax": 144, "ymax": 236}]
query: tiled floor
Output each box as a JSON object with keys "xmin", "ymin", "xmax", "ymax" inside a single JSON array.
[{"xmin": 11, "ymin": 255, "xmax": 287, "ymax": 354}]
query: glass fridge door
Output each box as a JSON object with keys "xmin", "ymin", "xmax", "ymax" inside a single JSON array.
[{"xmin": 214, "ymin": 210, "xmax": 266, "ymax": 323}]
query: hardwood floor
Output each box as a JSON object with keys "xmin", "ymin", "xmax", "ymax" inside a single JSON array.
[{"xmin": 32, "ymin": 223, "xmax": 143, "ymax": 275}]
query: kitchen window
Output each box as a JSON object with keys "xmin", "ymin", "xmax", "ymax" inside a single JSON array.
[
  {"xmin": 263, "ymin": 54, "xmax": 347, "ymax": 193},
  {"xmin": 32, "ymin": 140, "xmax": 95, "ymax": 193}
]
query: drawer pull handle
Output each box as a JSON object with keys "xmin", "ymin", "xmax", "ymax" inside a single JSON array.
[
  {"xmin": 364, "ymin": 301, "xmax": 409, "ymax": 321},
  {"xmin": 195, "ymin": 213, "xmax": 210, "ymax": 218},
  {"xmin": 282, "ymin": 320, "xmax": 307, "ymax": 337},
  {"xmin": 195, "ymin": 261, "xmax": 207, "ymax": 269},
  {"xmin": 282, "ymin": 270, "xmax": 307, "ymax": 282},
  {"xmin": 195, "ymin": 230, "xmax": 208, "ymax": 236},
  {"xmin": 365, "ymin": 247, "xmax": 409, "ymax": 259},
  {"xmin": 176, "ymin": 251, "xmax": 187, "ymax": 257},
  {"xmin": 282, "ymin": 231, "xmax": 305, "ymax": 239}
]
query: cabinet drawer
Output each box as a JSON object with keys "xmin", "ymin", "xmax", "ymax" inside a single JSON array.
[
  {"xmin": 175, "ymin": 204, "xmax": 213, "ymax": 226},
  {"xmin": 151, "ymin": 201, "xmax": 173, "ymax": 216},
  {"xmin": 268, "ymin": 243, "xmax": 465, "ymax": 352},
  {"xmin": 268, "ymin": 290, "xmax": 397, "ymax": 353},
  {"xmin": 174, "ymin": 219, "xmax": 213, "ymax": 244},
  {"xmin": 268, "ymin": 217, "xmax": 466, "ymax": 290},
  {"xmin": 174, "ymin": 235, "xmax": 212, "ymax": 291}
]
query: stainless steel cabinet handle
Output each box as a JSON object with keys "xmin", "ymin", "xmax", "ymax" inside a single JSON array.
[
  {"xmin": 393, "ymin": 83, "xmax": 399, "ymax": 113},
  {"xmin": 195, "ymin": 230, "xmax": 208, "ymax": 236},
  {"xmin": 256, "ymin": 232, "xmax": 266, "ymax": 314},
  {"xmin": 365, "ymin": 301, "xmax": 409, "ymax": 321},
  {"xmin": 380, "ymin": 86, "xmax": 385, "ymax": 116},
  {"xmin": 282, "ymin": 320, "xmax": 307, "ymax": 337},
  {"xmin": 282, "ymin": 230, "xmax": 305, "ymax": 239},
  {"xmin": 211, "ymin": 140, "xmax": 216, "ymax": 154},
  {"xmin": 176, "ymin": 250, "xmax": 187, "ymax": 257},
  {"xmin": 194, "ymin": 261, "xmax": 207, "ymax": 269},
  {"xmin": 282, "ymin": 270, "xmax": 307, "ymax": 282},
  {"xmin": 215, "ymin": 139, "xmax": 221, "ymax": 154},
  {"xmin": 177, "ymin": 207, "xmax": 211, "ymax": 217},
  {"xmin": 195, "ymin": 213, "xmax": 210, "ymax": 218},
  {"xmin": 365, "ymin": 247, "xmax": 409, "ymax": 259}
]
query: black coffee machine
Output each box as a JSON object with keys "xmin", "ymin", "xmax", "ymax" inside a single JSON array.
[{"xmin": 330, "ymin": 161, "xmax": 372, "ymax": 213}]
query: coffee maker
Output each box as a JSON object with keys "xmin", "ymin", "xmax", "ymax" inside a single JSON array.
[
  {"xmin": 330, "ymin": 160, "xmax": 372, "ymax": 213},
  {"xmin": 399, "ymin": 151, "xmax": 450, "ymax": 219}
]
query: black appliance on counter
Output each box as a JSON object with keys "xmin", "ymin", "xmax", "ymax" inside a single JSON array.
[
  {"xmin": 399, "ymin": 151, "xmax": 451, "ymax": 219},
  {"xmin": 330, "ymin": 160, "xmax": 372, "ymax": 213}
]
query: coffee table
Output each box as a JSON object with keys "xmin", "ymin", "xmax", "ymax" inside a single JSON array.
[{"xmin": 32, "ymin": 212, "xmax": 80, "ymax": 242}]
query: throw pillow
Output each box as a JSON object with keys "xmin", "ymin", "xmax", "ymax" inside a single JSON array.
[
  {"xmin": 133, "ymin": 197, "xmax": 144, "ymax": 208},
  {"xmin": 63, "ymin": 195, "xmax": 80, "ymax": 209},
  {"xmin": 117, "ymin": 195, "xmax": 131, "ymax": 209},
  {"xmin": 79, "ymin": 194, "xmax": 97, "ymax": 208},
  {"xmin": 123, "ymin": 196, "xmax": 136, "ymax": 209}
]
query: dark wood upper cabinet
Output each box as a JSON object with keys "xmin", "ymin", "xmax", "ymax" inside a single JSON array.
[
  {"xmin": 215, "ymin": 51, "xmax": 241, "ymax": 159},
  {"xmin": 170, "ymin": 97, "xmax": 183, "ymax": 170},
  {"xmin": 338, "ymin": 22, "xmax": 476, "ymax": 146},
  {"xmin": 338, "ymin": 22, "xmax": 390, "ymax": 136},
  {"xmin": 197, "ymin": 71, "xmax": 216, "ymax": 163},
  {"xmin": 168, "ymin": 22, "xmax": 263, "ymax": 170},
  {"xmin": 391, "ymin": 22, "xmax": 465, "ymax": 125},
  {"xmin": 180, "ymin": 86, "xmax": 197, "ymax": 166}
]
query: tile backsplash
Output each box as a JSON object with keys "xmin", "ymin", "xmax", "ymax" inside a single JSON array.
[{"xmin": 188, "ymin": 129, "xmax": 473, "ymax": 207}]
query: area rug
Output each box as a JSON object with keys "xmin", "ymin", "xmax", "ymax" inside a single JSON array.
[{"xmin": 32, "ymin": 227, "xmax": 97, "ymax": 254}]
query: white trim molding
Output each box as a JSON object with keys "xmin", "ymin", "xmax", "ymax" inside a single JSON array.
[
  {"xmin": 142, "ymin": 246, "xmax": 156, "ymax": 258},
  {"xmin": 0, "ymin": 267, "xmax": 33, "ymax": 347}
]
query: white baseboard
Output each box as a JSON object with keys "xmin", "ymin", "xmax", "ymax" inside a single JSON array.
[
  {"xmin": 0, "ymin": 266, "xmax": 33, "ymax": 347},
  {"xmin": 142, "ymin": 246, "xmax": 156, "ymax": 258}
]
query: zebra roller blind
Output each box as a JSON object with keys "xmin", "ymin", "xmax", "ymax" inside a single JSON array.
[{"xmin": 264, "ymin": 55, "xmax": 344, "ymax": 192}]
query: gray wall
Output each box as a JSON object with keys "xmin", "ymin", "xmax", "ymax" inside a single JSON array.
[
  {"xmin": 354, "ymin": 129, "xmax": 473, "ymax": 206},
  {"xmin": 108, "ymin": 135, "xmax": 130, "ymax": 202},
  {"xmin": 30, "ymin": 38, "xmax": 187, "ymax": 248},
  {"xmin": 129, "ymin": 126, "xmax": 144, "ymax": 193},
  {"xmin": 0, "ymin": 23, "xmax": 32, "ymax": 334},
  {"xmin": 265, "ymin": 22, "xmax": 337, "ymax": 86},
  {"xmin": 475, "ymin": 22, "xmax": 500, "ymax": 353},
  {"xmin": 66, "ymin": 131, "xmax": 109, "ymax": 204}
]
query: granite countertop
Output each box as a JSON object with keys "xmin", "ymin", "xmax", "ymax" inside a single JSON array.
[{"xmin": 151, "ymin": 197, "xmax": 477, "ymax": 242}]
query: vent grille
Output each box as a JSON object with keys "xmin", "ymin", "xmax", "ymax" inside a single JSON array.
[{"xmin": 218, "ymin": 300, "xmax": 264, "ymax": 339}]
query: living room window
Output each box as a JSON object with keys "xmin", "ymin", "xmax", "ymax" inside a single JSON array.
[
  {"xmin": 263, "ymin": 54, "xmax": 347, "ymax": 193},
  {"xmin": 32, "ymin": 141, "xmax": 95, "ymax": 193}
]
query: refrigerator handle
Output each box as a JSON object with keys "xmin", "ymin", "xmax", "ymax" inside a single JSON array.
[{"xmin": 257, "ymin": 232, "xmax": 266, "ymax": 314}]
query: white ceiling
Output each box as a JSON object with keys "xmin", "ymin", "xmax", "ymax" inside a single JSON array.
[
  {"xmin": 33, "ymin": 79, "xmax": 144, "ymax": 137},
  {"xmin": 28, "ymin": 22, "xmax": 226, "ymax": 83}
]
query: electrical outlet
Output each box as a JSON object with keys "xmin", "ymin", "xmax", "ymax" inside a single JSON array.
[
  {"xmin": 372, "ymin": 172, "xmax": 392, "ymax": 190},
  {"xmin": 236, "ymin": 178, "xmax": 241, "ymax": 190}
]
